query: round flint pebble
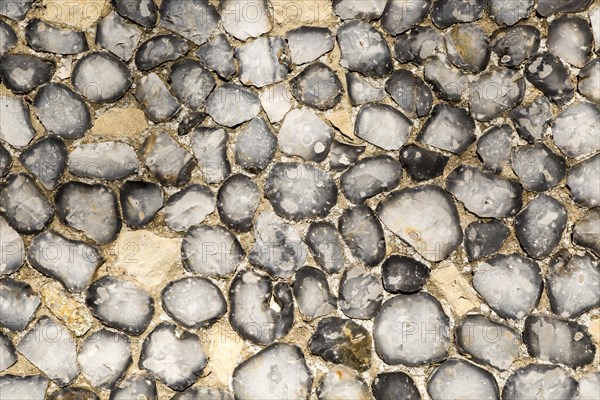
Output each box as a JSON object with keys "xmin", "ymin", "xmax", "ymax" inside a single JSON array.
[
  {"xmin": 381, "ymin": 255, "xmax": 429, "ymax": 294},
  {"xmin": 427, "ymin": 358, "xmax": 499, "ymax": 400},
  {"xmin": 72, "ymin": 52, "xmax": 133, "ymax": 103},
  {"xmin": 371, "ymin": 372, "xmax": 421, "ymax": 400},
  {"xmin": 503, "ymin": 364, "xmax": 577, "ymax": 400},
  {"xmin": 340, "ymin": 155, "xmax": 402, "ymax": 204},
  {"xmin": 290, "ymin": 62, "xmax": 343, "ymax": 110}
]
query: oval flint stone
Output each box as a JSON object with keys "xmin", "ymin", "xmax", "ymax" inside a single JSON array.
[
  {"xmin": 34, "ymin": 83, "xmax": 91, "ymax": 139},
  {"xmin": 381, "ymin": 255, "xmax": 429, "ymax": 294},
  {"xmin": 525, "ymin": 53, "xmax": 574, "ymax": 105},
  {"xmin": 119, "ymin": 181, "xmax": 164, "ymax": 228},
  {"xmin": 377, "ymin": 185, "xmax": 462, "ymax": 262},
  {"xmin": 381, "ymin": 0, "xmax": 431, "ymax": 35},
  {"xmin": 552, "ymin": 102, "xmax": 600, "ymax": 158},
  {"xmin": 235, "ymin": 36, "xmax": 290, "ymax": 88},
  {"xmin": 0, "ymin": 21, "xmax": 17, "ymax": 54},
  {"xmin": 0, "ymin": 54, "xmax": 54, "ymax": 94},
  {"xmin": 110, "ymin": 374, "xmax": 157, "ymax": 400},
  {"xmin": 72, "ymin": 52, "xmax": 132, "ymax": 103},
  {"xmin": 399, "ymin": 144, "xmax": 449, "ymax": 182},
  {"xmin": 394, "ymin": 25, "xmax": 442, "ymax": 65},
  {"xmin": 337, "ymin": 20, "xmax": 393, "ymax": 77},
  {"xmin": 217, "ymin": 174, "xmax": 260, "ymax": 232},
  {"xmin": 221, "ymin": 0, "xmax": 272, "ymax": 41},
  {"xmin": 0, "ymin": 375, "xmax": 48, "ymax": 400},
  {"xmin": 317, "ymin": 366, "xmax": 371, "ymax": 400},
  {"xmin": 503, "ymin": 365, "xmax": 577, "ymax": 400},
  {"xmin": 135, "ymin": 73, "xmax": 180, "ymax": 122},
  {"xmin": 206, "ymin": 83, "xmax": 261, "ymax": 128},
  {"xmin": 537, "ymin": 0, "xmax": 593, "ymax": 17},
  {"xmin": 491, "ymin": 25, "xmax": 540, "ymax": 67},
  {"xmin": 170, "ymin": 59, "xmax": 215, "ymax": 110},
  {"xmin": 235, "ymin": 117, "xmax": 277, "ymax": 173},
  {"xmin": 548, "ymin": 15, "xmax": 593, "ymax": 68},
  {"xmin": 477, "ymin": 125, "xmax": 513, "ymax": 173},
  {"xmin": 469, "ymin": 67, "xmax": 525, "ymax": 121},
  {"xmin": 159, "ymin": 0, "xmax": 218, "ymax": 45},
  {"xmin": 431, "ymin": 0, "xmax": 485, "ymax": 28},
  {"xmin": 164, "ymin": 185, "xmax": 215, "ymax": 232},
  {"xmin": 579, "ymin": 59, "xmax": 600, "ymax": 103},
  {"xmin": 509, "ymin": 97, "xmax": 552, "ymax": 143},
  {"xmin": 96, "ymin": 11, "xmax": 142, "ymax": 61},
  {"xmin": 293, "ymin": 266, "xmax": 336, "ymax": 321},
  {"xmin": 25, "ymin": 19, "xmax": 88, "ymax": 54},
  {"xmin": 278, "ymin": 109, "xmax": 334, "ymax": 161},
  {"xmin": 417, "ymin": 104, "xmax": 476, "ymax": 154},
  {"xmin": 135, "ymin": 35, "xmax": 188, "ymax": 71},
  {"xmin": 0, "ymin": 331, "xmax": 16, "ymax": 370},
  {"xmin": 113, "ymin": 0, "xmax": 157, "ymax": 27},
  {"xmin": 386, "ymin": 69, "xmax": 433, "ymax": 118},
  {"xmin": 0, "ymin": 96, "xmax": 36, "ymax": 149},
  {"xmin": 0, "ymin": 278, "xmax": 40, "ymax": 331},
  {"xmin": 69, "ymin": 142, "xmax": 139, "ymax": 180},
  {"xmin": 464, "ymin": 220, "xmax": 509, "ymax": 261},
  {"xmin": 141, "ymin": 131, "xmax": 195, "ymax": 186},
  {"xmin": 346, "ymin": 72, "xmax": 386, "ymax": 106},
  {"xmin": 287, "ymin": 26, "xmax": 334, "ymax": 65},
  {"xmin": 511, "ymin": 144, "xmax": 566, "ymax": 192},
  {"xmin": 305, "ymin": 221, "xmax": 345, "ymax": 274},
  {"xmin": 355, "ymin": 103, "xmax": 412, "ymax": 150},
  {"xmin": 0, "ymin": 174, "xmax": 54, "ymax": 234},
  {"xmin": 195, "ymin": 34, "xmax": 236, "ymax": 79},
  {"xmin": 427, "ymin": 358, "xmax": 499, "ymax": 400},
  {"xmin": 290, "ymin": 62, "xmax": 343, "ymax": 110},
  {"xmin": 445, "ymin": 23, "xmax": 490, "ymax": 73},
  {"xmin": 340, "ymin": 155, "xmax": 402, "ymax": 204},
  {"xmin": 338, "ymin": 266, "xmax": 383, "ymax": 319},
  {"xmin": 488, "ymin": 0, "xmax": 533, "ymax": 26},
  {"xmin": 573, "ymin": 209, "xmax": 600, "ymax": 256},
  {"xmin": 19, "ymin": 136, "xmax": 67, "ymax": 190},
  {"xmin": 333, "ymin": 0, "xmax": 387, "ymax": 20},
  {"xmin": 568, "ymin": 153, "xmax": 600, "ymax": 208},
  {"xmin": 0, "ymin": 217, "xmax": 24, "ymax": 276},
  {"xmin": 329, "ymin": 140, "xmax": 365, "ymax": 171},
  {"xmin": 372, "ymin": 372, "xmax": 420, "ymax": 400},
  {"xmin": 339, "ymin": 205, "xmax": 386, "ymax": 266}
]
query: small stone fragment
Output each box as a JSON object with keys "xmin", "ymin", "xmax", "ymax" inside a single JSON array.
[
  {"xmin": 552, "ymin": 102, "xmax": 600, "ymax": 158},
  {"xmin": 139, "ymin": 323, "xmax": 207, "ymax": 391},
  {"xmin": 329, "ymin": 140, "xmax": 366, "ymax": 171},
  {"xmin": 48, "ymin": 388, "xmax": 99, "ymax": 400},
  {"xmin": 374, "ymin": 293, "xmax": 450, "ymax": 366},
  {"xmin": 39, "ymin": 281, "xmax": 93, "ymax": 337},
  {"xmin": 509, "ymin": 96, "xmax": 552, "ymax": 143},
  {"xmin": 491, "ymin": 25, "xmax": 540, "ymax": 67},
  {"xmin": 456, "ymin": 314, "xmax": 521, "ymax": 370},
  {"xmin": 579, "ymin": 59, "xmax": 600, "ymax": 104},
  {"xmin": 141, "ymin": 131, "xmax": 195, "ymax": 186},
  {"xmin": 0, "ymin": 278, "xmax": 40, "ymax": 331},
  {"xmin": 232, "ymin": 343, "xmax": 311, "ymax": 400},
  {"xmin": 28, "ymin": 230, "xmax": 103, "ymax": 292},
  {"xmin": 525, "ymin": 53, "xmax": 574, "ymax": 105},
  {"xmin": 445, "ymin": 24, "xmax": 490, "ymax": 73},
  {"xmin": 394, "ymin": 25, "xmax": 442, "ymax": 65},
  {"xmin": 235, "ymin": 37, "xmax": 290, "ymax": 87},
  {"xmin": 568, "ymin": 154, "xmax": 600, "ymax": 208},
  {"xmin": 574, "ymin": 210, "xmax": 600, "ymax": 256},
  {"xmin": 279, "ymin": 109, "xmax": 333, "ymax": 161},
  {"xmin": 429, "ymin": 262, "xmax": 482, "ymax": 317},
  {"xmin": 524, "ymin": 315, "xmax": 596, "ymax": 368},
  {"xmin": 339, "ymin": 266, "xmax": 383, "ymax": 319},
  {"xmin": 293, "ymin": 266, "xmax": 336, "ymax": 321},
  {"xmin": 537, "ymin": 0, "xmax": 593, "ymax": 17},
  {"xmin": 182, "ymin": 224, "xmax": 244, "ymax": 277},
  {"xmin": 503, "ymin": 365, "xmax": 577, "ymax": 400},
  {"xmin": 287, "ymin": 26, "xmax": 334, "ymax": 65},
  {"xmin": 217, "ymin": 174, "xmax": 260, "ymax": 232},
  {"xmin": 0, "ymin": 375, "xmax": 48, "ymax": 400},
  {"xmin": 372, "ymin": 372, "xmax": 420, "ymax": 400},
  {"xmin": 34, "ymin": 83, "xmax": 91, "ymax": 139},
  {"xmin": 511, "ymin": 144, "xmax": 566, "ymax": 192},
  {"xmin": 159, "ymin": 0, "xmax": 218, "ymax": 45},
  {"xmin": 476, "ymin": 125, "xmax": 513, "ymax": 173},
  {"xmin": 488, "ymin": 0, "xmax": 533, "ymax": 25},
  {"xmin": 399, "ymin": 144, "xmax": 449, "ymax": 182},
  {"xmin": 333, "ymin": 0, "xmax": 387, "ymax": 20},
  {"xmin": 317, "ymin": 365, "xmax": 371, "ymax": 400},
  {"xmin": 0, "ymin": 54, "xmax": 54, "ymax": 94},
  {"xmin": 423, "ymin": 55, "xmax": 470, "ymax": 102},
  {"xmin": 206, "ymin": 83, "xmax": 261, "ymax": 127},
  {"xmin": 0, "ymin": 97, "xmax": 36, "ymax": 148},
  {"xmin": 381, "ymin": 0, "xmax": 431, "ymax": 35},
  {"xmin": 0, "ymin": 144, "xmax": 9, "ymax": 178},
  {"xmin": 19, "ymin": 136, "xmax": 67, "ymax": 190},
  {"xmin": 417, "ymin": 104, "xmax": 475, "ymax": 154},
  {"xmin": 135, "ymin": 34, "xmax": 188, "ymax": 70},
  {"xmin": 0, "ymin": 174, "xmax": 53, "ymax": 234},
  {"xmin": 427, "ymin": 358, "xmax": 499, "ymax": 400},
  {"xmin": 110, "ymin": 374, "xmax": 157, "ymax": 400},
  {"xmin": 337, "ymin": 20, "xmax": 392, "ymax": 77},
  {"xmin": 119, "ymin": 181, "xmax": 164, "ymax": 228},
  {"xmin": 339, "ymin": 205, "xmax": 386, "ymax": 266},
  {"xmin": 169, "ymin": 59, "xmax": 215, "ymax": 110},
  {"xmin": 229, "ymin": 269, "xmax": 294, "ymax": 345},
  {"xmin": 381, "ymin": 255, "xmax": 429, "ymax": 294},
  {"xmin": 25, "ymin": 19, "xmax": 88, "ymax": 54},
  {"xmin": 162, "ymin": 277, "xmax": 226, "ymax": 329},
  {"xmin": 290, "ymin": 62, "xmax": 343, "ymax": 110},
  {"xmin": 178, "ymin": 112, "xmax": 207, "ymax": 136},
  {"xmin": 346, "ymin": 72, "xmax": 386, "ymax": 105},
  {"xmin": 0, "ymin": 20, "xmax": 17, "ymax": 54},
  {"xmin": 135, "ymin": 73, "xmax": 180, "ymax": 122},
  {"xmin": 0, "ymin": 217, "xmax": 24, "ymax": 276},
  {"xmin": 431, "ymin": 0, "xmax": 485, "ymax": 28},
  {"xmin": 86, "ymin": 276, "xmax": 154, "ymax": 335},
  {"xmin": 78, "ymin": 329, "xmax": 132, "ymax": 389},
  {"xmin": 164, "ymin": 185, "xmax": 215, "ymax": 232},
  {"xmin": 195, "ymin": 34, "xmax": 236, "ymax": 79},
  {"xmin": 473, "ymin": 253, "xmax": 542, "ymax": 319},
  {"xmin": 69, "ymin": 142, "xmax": 139, "ymax": 180},
  {"xmin": 464, "ymin": 220, "xmax": 509, "ymax": 261},
  {"xmin": 355, "ymin": 103, "xmax": 412, "ymax": 150},
  {"xmin": 305, "ymin": 221, "xmax": 345, "ymax": 274},
  {"xmin": 18, "ymin": 316, "xmax": 79, "ymax": 386},
  {"xmin": 470, "ymin": 67, "xmax": 525, "ymax": 121},
  {"xmin": 0, "ymin": 332, "xmax": 16, "ymax": 371},
  {"xmin": 340, "ymin": 155, "xmax": 402, "ymax": 204},
  {"xmin": 221, "ymin": 0, "xmax": 271, "ymax": 40},
  {"xmin": 96, "ymin": 11, "xmax": 142, "ymax": 61},
  {"xmin": 249, "ymin": 211, "xmax": 307, "ymax": 278}
]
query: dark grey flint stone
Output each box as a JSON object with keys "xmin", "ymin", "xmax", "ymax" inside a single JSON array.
[
  {"xmin": 87, "ymin": 276, "xmax": 154, "ymax": 335},
  {"xmin": 574, "ymin": 209, "xmax": 600, "ymax": 256},
  {"xmin": 445, "ymin": 23, "xmax": 490, "ymax": 73},
  {"xmin": 0, "ymin": 375, "xmax": 48, "ymax": 400},
  {"xmin": 178, "ymin": 112, "xmax": 207, "ymax": 136},
  {"xmin": 537, "ymin": 0, "xmax": 593, "ymax": 16},
  {"xmin": 0, "ymin": 54, "xmax": 54, "ymax": 93},
  {"xmin": 469, "ymin": 67, "xmax": 525, "ymax": 121},
  {"xmin": 456, "ymin": 314, "xmax": 521, "ymax": 370},
  {"xmin": 329, "ymin": 140, "xmax": 366, "ymax": 171},
  {"xmin": 164, "ymin": 185, "xmax": 215, "ymax": 232},
  {"xmin": 28, "ymin": 230, "xmax": 103, "ymax": 292},
  {"xmin": 195, "ymin": 34, "xmax": 236, "ymax": 80},
  {"xmin": 139, "ymin": 323, "xmax": 207, "ymax": 391},
  {"xmin": 525, "ymin": 52, "xmax": 574, "ymax": 105},
  {"xmin": 96, "ymin": 11, "xmax": 142, "ymax": 61},
  {"xmin": 423, "ymin": 55, "xmax": 470, "ymax": 102},
  {"xmin": 232, "ymin": 343, "xmax": 311, "ymax": 400},
  {"xmin": 355, "ymin": 103, "xmax": 412, "ymax": 150},
  {"xmin": 141, "ymin": 131, "xmax": 195, "ymax": 186},
  {"xmin": 488, "ymin": 0, "xmax": 533, "ymax": 26},
  {"xmin": 0, "ymin": 278, "xmax": 40, "ymax": 331},
  {"xmin": 340, "ymin": 155, "xmax": 402, "ymax": 204},
  {"xmin": 0, "ymin": 144, "xmax": 9, "ymax": 177},
  {"xmin": 345, "ymin": 72, "xmax": 386, "ymax": 106},
  {"xmin": 305, "ymin": 221, "xmax": 345, "ymax": 274},
  {"xmin": 119, "ymin": 181, "xmax": 164, "ymax": 228},
  {"xmin": 339, "ymin": 266, "xmax": 383, "ymax": 319},
  {"xmin": 464, "ymin": 220, "xmax": 509, "ymax": 261},
  {"xmin": 374, "ymin": 293, "xmax": 450, "ymax": 366},
  {"xmin": 217, "ymin": 174, "xmax": 260, "ymax": 232},
  {"xmin": 377, "ymin": 185, "xmax": 463, "ymax": 262},
  {"xmin": 249, "ymin": 211, "xmax": 307, "ymax": 278},
  {"xmin": 386, "ymin": 70, "xmax": 433, "ymax": 118},
  {"xmin": 509, "ymin": 96, "xmax": 552, "ymax": 143},
  {"xmin": 0, "ymin": 0, "xmax": 33, "ymax": 20},
  {"xmin": 417, "ymin": 104, "xmax": 475, "ymax": 154},
  {"xmin": 110, "ymin": 374, "xmax": 157, "ymax": 400},
  {"xmin": 431, "ymin": 0, "xmax": 485, "ymax": 28},
  {"xmin": 55, "ymin": 182, "xmax": 122, "ymax": 244},
  {"xmin": 135, "ymin": 73, "xmax": 180, "ymax": 122},
  {"xmin": 503, "ymin": 365, "xmax": 577, "ymax": 400},
  {"xmin": 235, "ymin": 37, "xmax": 290, "ymax": 88},
  {"xmin": 161, "ymin": 277, "xmax": 226, "ymax": 329},
  {"xmin": 68, "ymin": 142, "xmax": 139, "ymax": 180},
  {"xmin": 491, "ymin": 25, "xmax": 540, "ymax": 67},
  {"xmin": 399, "ymin": 144, "xmax": 449, "ymax": 182},
  {"xmin": 552, "ymin": 102, "xmax": 600, "ymax": 158},
  {"xmin": 135, "ymin": 35, "xmax": 188, "ymax": 71},
  {"xmin": 0, "ymin": 174, "xmax": 53, "ymax": 234},
  {"xmin": 381, "ymin": 0, "xmax": 431, "ymax": 35},
  {"xmin": 25, "ymin": 19, "xmax": 88, "ymax": 54},
  {"xmin": 206, "ymin": 83, "xmax": 261, "ymax": 128},
  {"xmin": 394, "ymin": 25, "xmax": 441, "ymax": 65},
  {"xmin": 287, "ymin": 26, "xmax": 334, "ymax": 65},
  {"xmin": 308, "ymin": 316, "xmax": 371, "ymax": 371},
  {"xmin": 293, "ymin": 266, "xmax": 336, "ymax": 321},
  {"xmin": 579, "ymin": 59, "xmax": 600, "ymax": 103},
  {"xmin": 548, "ymin": 15, "xmax": 593, "ymax": 68},
  {"xmin": 473, "ymin": 253, "xmax": 542, "ymax": 319},
  {"xmin": 235, "ymin": 117, "xmax": 277, "ymax": 173},
  {"xmin": 113, "ymin": 0, "xmax": 157, "ymax": 27},
  {"xmin": 228, "ymin": 269, "xmax": 294, "ymax": 345},
  {"xmin": 337, "ymin": 20, "xmax": 393, "ymax": 78},
  {"xmin": 159, "ymin": 0, "xmax": 218, "ymax": 45},
  {"xmin": 524, "ymin": 315, "xmax": 596, "ymax": 368},
  {"xmin": 17, "ymin": 317, "xmax": 79, "ymax": 386},
  {"xmin": 381, "ymin": 255, "xmax": 429, "ymax": 294},
  {"xmin": 568, "ymin": 153, "xmax": 600, "ymax": 208},
  {"xmin": 191, "ymin": 127, "xmax": 230, "ymax": 184},
  {"xmin": 333, "ymin": 0, "xmax": 387, "ymax": 20},
  {"xmin": 476, "ymin": 125, "xmax": 513, "ymax": 173},
  {"xmin": 339, "ymin": 206, "xmax": 386, "ymax": 267},
  {"xmin": 546, "ymin": 250, "xmax": 600, "ymax": 319},
  {"xmin": 19, "ymin": 136, "xmax": 67, "ymax": 190},
  {"xmin": 0, "ymin": 331, "xmax": 16, "ymax": 371},
  {"xmin": 48, "ymin": 387, "xmax": 99, "ymax": 400},
  {"xmin": 0, "ymin": 20, "xmax": 17, "ymax": 54},
  {"xmin": 170, "ymin": 59, "xmax": 215, "ymax": 110},
  {"xmin": 265, "ymin": 162, "xmax": 337, "ymax": 220},
  {"xmin": 511, "ymin": 144, "xmax": 566, "ymax": 192},
  {"xmin": 290, "ymin": 62, "xmax": 343, "ymax": 110},
  {"xmin": 515, "ymin": 194, "xmax": 567, "ymax": 259},
  {"xmin": 181, "ymin": 224, "xmax": 243, "ymax": 277},
  {"xmin": 372, "ymin": 372, "xmax": 421, "ymax": 400},
  {"xmin": 0, "ymin": 217, "xmax": 23, "ymax": 276},
  {"xmin": 34, "ymin": 83, "xmax": 91, "ymax": 139},
  {"xmin": 427, "ymin": 358, "xmax": 499, "ymax": 400},
  {"xmin": 446, "ymin": 165, "xmax": 523, "ymax": 218},
  {"xmin": 0, "ymin": 96, "xmax": 36, "ymax": 149},
  {"xmin": 279, "ymin": 109, "xmax": 333, "ymax": 161}
]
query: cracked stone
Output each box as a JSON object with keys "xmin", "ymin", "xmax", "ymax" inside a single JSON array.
[
  {"xmin": 195, "ymin": 34, "xmax": 236, "ymax": 80},
  {"xmin": 135, "ymin": 73, "xmax": 180, "ymax": 122},
  {"xmin": 305, "ymin": 221, "xmax": 345, "ymax": 274},
  {"xmin": 96, "ymin": 11, "xmax": 142, "ymax": 61},
  {"xmin": 339, "ymin": 266, "xmax": 383, "ymax": 319},
  {"xmin": 159, "ymin": 0, "xmax": 218, "ymax": 45},
  {"xmin": 345, "ymin": 72, "xmax": 386, "ymax": 106},
  {"xmin": 141, "ymin": 131, "xmax": 195, "ymax": 186},
  {"xmin": 386, "ymin": 69, "xmax": 433, "ymax": 118},
  {"xmin": 293, "ymin": 266, "xmax": 336, "ymax": 321},
  {"xmin": 509, "ymin": 96, "xmax": 552, "ymax": 143}
]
